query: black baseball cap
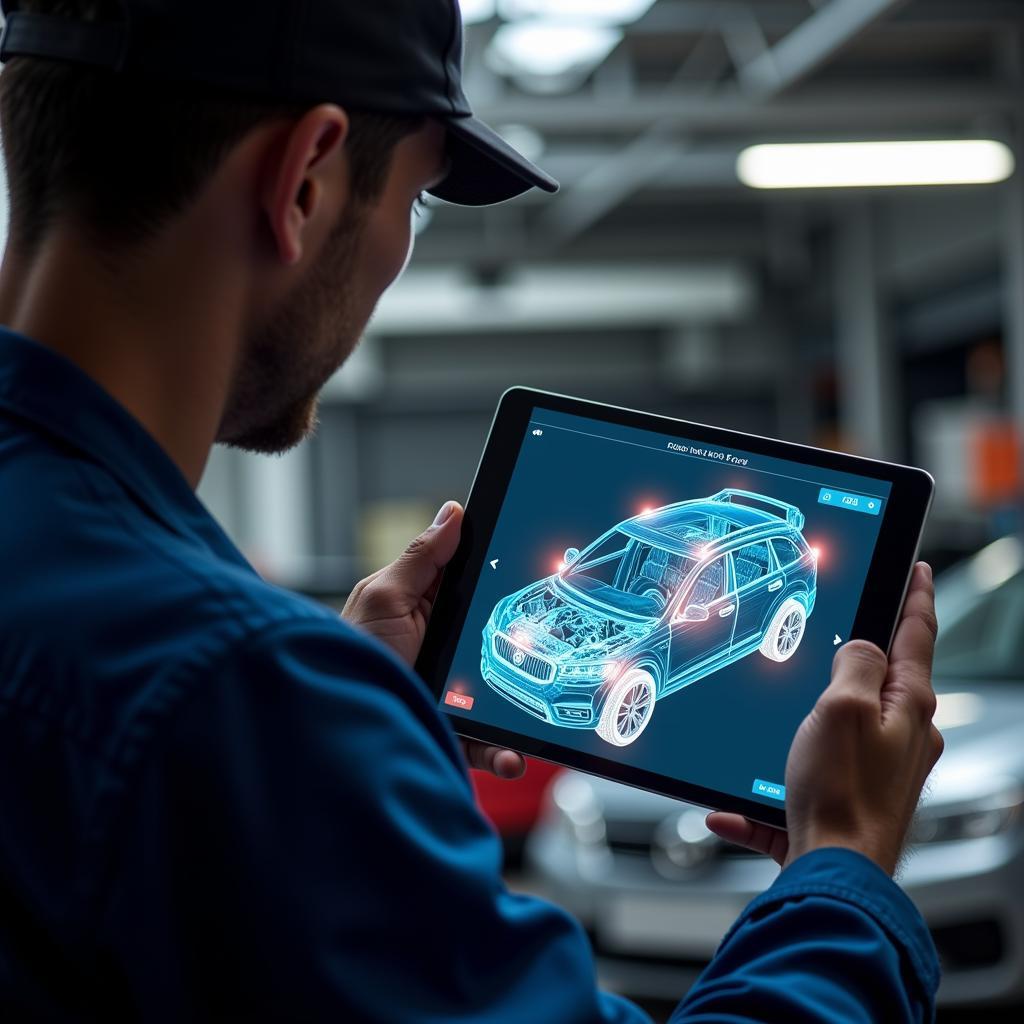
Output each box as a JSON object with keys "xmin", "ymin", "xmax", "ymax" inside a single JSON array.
[{"xmin": 0, "ymin": 0, "xmax": 559, "ymax": 207}]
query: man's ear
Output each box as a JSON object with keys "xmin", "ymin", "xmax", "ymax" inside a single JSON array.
[{"xmin": 261, "ymin": 104, "xmax": 350, "ymax": 267}]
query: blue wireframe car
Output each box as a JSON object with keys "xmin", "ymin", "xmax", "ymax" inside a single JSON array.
[{"xmin": 480, "ymin": 490, "xmax": 818, "ymax": 747}]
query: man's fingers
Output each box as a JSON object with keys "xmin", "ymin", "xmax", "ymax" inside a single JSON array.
[
  {"xmin": 879, "ymin": 562, "xmax": 939, "ymax": 725},
  {"xmin": 824, "ymin": 638, "xmax": 889, "ymax": 707},
  {"xmin": 815, "ymin": 564, "xmax": 936, "ymax": 728},
  {"xmin": 706, "ymin": 812, "xmax": 789, "ymax": 867},
  {"xmin": 462, "ymin": 741, "xmax": 527, "ymax": 780},
  {"xmin": 889, "ymin": 563, "xmax": 938, "ymax": 672}
]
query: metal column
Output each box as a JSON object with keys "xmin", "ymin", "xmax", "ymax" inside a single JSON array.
[
  {"xmin": 1004, "ymin": 117, "xmax": 1024, "ymax": 480},
  {"xmin": 835, "ymin": 202, "xmax": 899, "ymax": 460},
  {"xmin": 239, "ymin": 445, "xmax": 314, "ymax": 586}
]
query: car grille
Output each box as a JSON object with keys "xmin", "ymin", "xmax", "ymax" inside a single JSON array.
[
  {"xmin": 493, "ymin": 632, "xmax": 555, "ymax": 683},
  {"xmin": 495, "ymin": 680, "xmax": 549, "ymax": 718},
  {"xmin": 931, "ymin": 919, "xmax": 1004, "ymax": 970}
]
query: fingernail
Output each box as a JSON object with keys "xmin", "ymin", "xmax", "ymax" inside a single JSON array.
[
  {"xmin": 433, "ymin": 501, "xmax": 456, "ymax": 527},
  {"xmin": 920, "ymin": 562, "xmax": 933, "ymax": 582}
]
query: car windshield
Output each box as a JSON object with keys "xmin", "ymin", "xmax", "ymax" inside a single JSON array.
[
  {"xmin": 562, "ymin": 530, "xmax": 697, "ymax": 619},
  {"xmin": 934, "ymin": 563, "xmax": 1024, "ymax": 683}
]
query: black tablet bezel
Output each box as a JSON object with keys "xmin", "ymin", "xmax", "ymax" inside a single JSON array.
[{"xmin": 415, "ymin": 387, "xmax": 934, "ymax": 829}]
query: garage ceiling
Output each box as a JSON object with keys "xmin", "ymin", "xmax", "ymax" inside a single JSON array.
[{"xmin": 411, "ymin": 0, "xmax": 1024, "ymax": 270}]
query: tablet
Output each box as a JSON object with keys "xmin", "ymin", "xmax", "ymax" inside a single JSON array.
[{"xmin": 416, "ymin": 388, "xmax": 934, "ymax": 828}]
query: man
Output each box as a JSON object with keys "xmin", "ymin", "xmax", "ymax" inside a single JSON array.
[{"xmin": 0, "ymin": 1, "xmax": 943, "ymax": 1021}]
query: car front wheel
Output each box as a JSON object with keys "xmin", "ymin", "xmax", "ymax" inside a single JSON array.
[
  {"xmin": 596, "ymin": 669, "xmax": 656, "ymax": 746},
  {"xmin": 760, "ymin": 597, "xmax": 807, "ymax": 662}
]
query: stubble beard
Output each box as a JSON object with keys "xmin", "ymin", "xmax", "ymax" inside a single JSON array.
[{"xmin": 218, "ymin": 207, "xmax": 366, "ymax": 456}]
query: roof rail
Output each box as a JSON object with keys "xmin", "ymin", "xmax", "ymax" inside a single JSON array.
[{"xmin": 708, "ymin": 489, "xmax": 805, "ymax": 531}]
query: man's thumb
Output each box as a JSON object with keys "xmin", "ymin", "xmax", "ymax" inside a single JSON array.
[
  {"xmin": 827, "ymin": 639, "xmax": 889, "ymax": 702},
  {"xmin": 387, "ymin": 501, "xmax": 463, "ymax": 598}
]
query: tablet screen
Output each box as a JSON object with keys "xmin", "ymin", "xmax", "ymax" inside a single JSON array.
[{"xmin": 438, "ymin": 407, "xmax": 893, "ymax": 811}]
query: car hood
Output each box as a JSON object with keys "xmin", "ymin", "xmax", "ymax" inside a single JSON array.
[
  {"xmin": 498, "ymin": 578, "xmax": 652, "ymax": 661},
  {"xmin": 925, "ymin": 680, "xmax": 1024, "ymax": 801},
  {"xmin": 564, "ymin": 681, "xmax": 1024, "ymax": 825}
]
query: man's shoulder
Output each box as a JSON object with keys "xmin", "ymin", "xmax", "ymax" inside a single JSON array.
[{"xmin": 0, "ymin": 430, "xmax": 406, "ymax": 751}]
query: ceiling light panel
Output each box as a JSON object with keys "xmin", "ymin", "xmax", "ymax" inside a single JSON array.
[
  {"xmin": 737, "ymin": 140, "xmax": 1016, "ymax": 189},
  {"xmin": 487, "ymin": 21, "xmax": 623, "ymax": 79}
]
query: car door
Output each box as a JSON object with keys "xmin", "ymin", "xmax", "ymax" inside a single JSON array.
[
  {"xmin": 666, "ymin": 555, "xmax": 737, "ymax": 691},
  {"xmin": 731, "ymin": 540, "xmax": 783, "ymax": 649}
]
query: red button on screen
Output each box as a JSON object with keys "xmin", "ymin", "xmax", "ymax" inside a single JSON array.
[{"xmin": 445, "ymin": 691, "xmax": 475, "ymax": 711}]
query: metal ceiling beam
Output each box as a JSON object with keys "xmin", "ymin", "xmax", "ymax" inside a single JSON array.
[
  {"xmin": 532, "ymin": 0, "xmax": 921, "ymax": 247},
  {"xmin": 369, "ymin": 264, "xmax": 756, "ymax": 335},
  {"xmin": 636, "ymin": 0, "xmax": 1024, "ymax": 36},
  {"xmin": 738, "ymin": 0, "xmax": 914, "ymax": 96},
  {"xmin": 890, "ymin": 0, "xmax": 1024, "ymax": 28},
  {"xmin": 534, "ymin": 22, "xmax": 730, "ymax": 247},
  {"xmin": 633, "ymin": 2, "xmax": 807, "ymax": 36},
  {"xmin": 414, "ymin": 225, "xmax": 769, "ymax": 265},
  {"xmin": 537, "ymin": 132, "xmax": 690, "ymax": 246},
  {"xmin": 475, "ymin": 84, "xmax": 1021, "ymax": 134},
  {"xmin": 470, "ymin": 0, "xmax": 1021, "ymax": 255}
]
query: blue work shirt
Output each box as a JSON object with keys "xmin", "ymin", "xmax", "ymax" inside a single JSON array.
[{"xmin": 0, "ymin": 326, "xmax": 939, "ymax": 1022}]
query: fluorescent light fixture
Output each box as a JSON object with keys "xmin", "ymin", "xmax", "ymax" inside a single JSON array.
[
  {"xmin": 459, "ymin": 0, "xmax": 497, "ymax": 24},
  {"xmin": 487, "ymin": 21, "xmax": 623, "ymax": 79},
  {"xmin": 738, "ymin": 140, "xmax": 1015, "ymax": 189},
  {"xmin": 499, "ymin": 0, "xmax": 656, "ymax": 25},
  {"xmin": 369, "ymin": 264, "xmax": 754, "ymax": 334}
]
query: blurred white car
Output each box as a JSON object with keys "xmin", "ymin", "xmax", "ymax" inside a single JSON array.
[{"xmin": 526, "ymin": 537, "xmax": 1024, "ymax": 1007}]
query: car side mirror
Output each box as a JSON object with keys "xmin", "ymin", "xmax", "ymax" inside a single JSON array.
[
  {"xmin": 563, "ymin": 547, "xmax": 580, "ymax": 566},
  {"xmin": 677, "ymin": 604, "xmax": 709, "ymax": 622}
]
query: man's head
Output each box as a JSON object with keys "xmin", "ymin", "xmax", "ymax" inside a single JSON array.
[{"xmin": 0, "ymin": 0, "xmax": 555, "ymax": 455}]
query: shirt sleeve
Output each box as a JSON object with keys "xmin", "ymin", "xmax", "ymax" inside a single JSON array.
[
  {"xmin": 103, "ymin": 617, "xmax": 939, "ymax": 1024},
  {"xmin": 669, "ymin": 847, "xmax": 940, "ymax": 1024},
  {"xmin": 102, "ymin": 617, "xmax": 649, "ymax": 1024}
]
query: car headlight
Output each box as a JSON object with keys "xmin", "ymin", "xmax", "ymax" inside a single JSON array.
[
  {"xmin": 911, "ymin": 782, "xmax": 1024, "ymax": 844},
  {"xmin": 560, "ymin": 661, "xmax": 619, "ymax": 680}
]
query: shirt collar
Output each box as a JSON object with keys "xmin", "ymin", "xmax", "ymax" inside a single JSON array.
[{"xmin": 0, "ymin": 326, "xmax": 253, "ymax": 570}]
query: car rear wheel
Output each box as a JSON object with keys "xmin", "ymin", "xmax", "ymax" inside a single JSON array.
[
  {"xmin": 596, "ymin": 669, "xmax": 656, "ymax": 746},
  {"xmin": 760, "ymin": 598, "xmax": 806, "ymax": 662}
]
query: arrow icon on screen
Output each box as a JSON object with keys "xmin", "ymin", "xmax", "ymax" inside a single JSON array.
[
  {"xmin": 833, "ymin": 634, "xmax": 842, "ymax": 646},
  {"xmin": 490, "ymin": 559, "xmax": 499, "ymax": 570}
]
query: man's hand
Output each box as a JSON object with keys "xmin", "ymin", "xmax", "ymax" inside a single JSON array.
[
  {"xmin": 343, "ymin": 501, "xmax": 526, "ymax": 781},
  {"xmin": 707, "ymin": 562, "xmax": 943, "ymax": 876}
]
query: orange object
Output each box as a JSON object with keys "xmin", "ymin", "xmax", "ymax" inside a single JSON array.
[{"xmin": 971, "ymin": 421, "xmax": 1021, "ymax": 506}]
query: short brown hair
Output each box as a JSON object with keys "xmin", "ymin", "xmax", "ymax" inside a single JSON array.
[{"xmin": 0, "ymin": 0, "xmax": 424, "ymax": 255}]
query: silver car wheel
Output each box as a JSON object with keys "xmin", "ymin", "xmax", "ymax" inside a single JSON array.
[
  {"xmin": 760, "ymin": 598, "xmax": 807, "ymax": 663},
  {"xmin": 779, "ymin": 610, "xmax": 804, "ymax": 655},
  {"xmin": 597, "ymin": 669, "xmax": 656, "ymax": 746}
]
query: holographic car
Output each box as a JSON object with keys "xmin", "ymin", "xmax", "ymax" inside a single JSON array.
[{"xmin": 481, "ymin": 490, "xmax": 817, "ymax": 747}]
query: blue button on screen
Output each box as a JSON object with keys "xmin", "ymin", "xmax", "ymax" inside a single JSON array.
[
  {"xmin": 752, "ymin": 778, "xmax": 786, "ymax": 802},
  {"xmin": 817, "ymin": 487, "xmax": 883, "ymax": 516}
]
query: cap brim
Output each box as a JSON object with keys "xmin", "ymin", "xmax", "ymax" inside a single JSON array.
[{"xmin": 429, "ymin": 116, "xmax": 559, "ymax": 207}]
